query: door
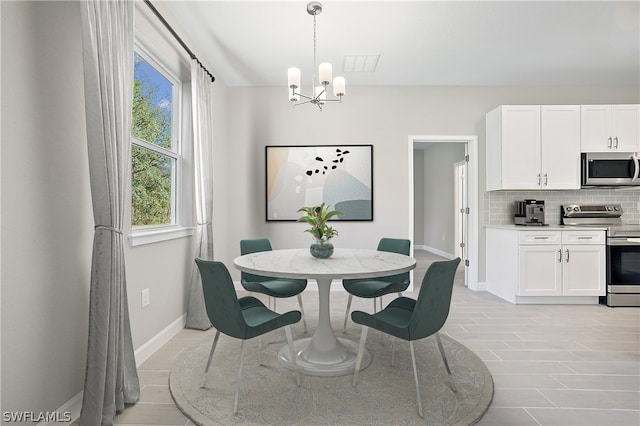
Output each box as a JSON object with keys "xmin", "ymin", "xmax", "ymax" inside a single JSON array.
[
  {"xmin": 562, "ymin": 245, "xmax": 605, "ymax": 296},
  {"xmin": 454, "ymin": 160, "xmax": 468, "ymax": 287},
  {"xmin": 541, "ymin": 105, "xmax": 581, "ymax": 189},
  {"xmin": 518, "ymin": 245, "xmax": 563, "ymax": 296},
  {"xmin": 500, "ymin": 105, "xmax": 542, "ymax": 189},
  {"xmin": 611, "ymin": 105, "xmax": 640, "ymax": 152}
]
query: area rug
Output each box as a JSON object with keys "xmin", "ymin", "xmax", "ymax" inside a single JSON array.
[{"xmin": 170, "ymin": 326, "xmax": 493, "ymax": 425}]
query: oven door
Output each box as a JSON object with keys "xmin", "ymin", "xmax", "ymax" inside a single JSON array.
[{"xmin": 607, "ymin": 238, "xmax": 640, "ymax": 306}]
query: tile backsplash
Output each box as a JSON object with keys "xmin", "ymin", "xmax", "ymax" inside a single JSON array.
[{"xmin": 485, "ymin": 188, "xmax": 640, "ymax": 225}]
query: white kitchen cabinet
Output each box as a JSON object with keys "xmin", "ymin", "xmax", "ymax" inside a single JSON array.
[
  {"xmin": 581, "ymin": 105, "xmax": 640, "ymax": 152},
  {"xmin": 487, "ymin": 227, "xmax": 605, "ymax": 304},
  {"xmin": 486, "ymin": 105, "xmax": 580, "ymax": 190}
]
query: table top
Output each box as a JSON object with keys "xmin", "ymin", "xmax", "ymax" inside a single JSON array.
[{"xmin": 233, "ymin": 248, "xmax": 416, "ymax": 280}]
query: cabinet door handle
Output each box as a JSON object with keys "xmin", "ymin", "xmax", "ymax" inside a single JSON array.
[
  {"xmin": 608, "ymin": 137, "xmax": 613, "ymax": 149},
  {"xmin": 534, "ymin": 236, "xmax": 549, "ymax": 239},
  {"xmin": 537, "ymin": 173, "xmax": 541, "ymax": 186},
  {"xmin": 544, "ymin": 173, "xmax": 548, "ymax": 186},
  {"xmin": 577, "ymin": 236, "xmax": 593, "ymax": 240},
  {"xmin": 565, "ymin": 249, "xmax": 570, "ymax": 263},
  {"xmin": 614, "ymin": 136, "xmax": 619, "ymax": 149},
  {"xmin": 557, "ymin": 249, "xmax": 562, "ymax": 263}
]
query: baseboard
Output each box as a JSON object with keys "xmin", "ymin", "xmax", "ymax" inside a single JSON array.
[
  {"xmin": 42, "ymin": 314, "xmax": 186, "ymax": 426},
  {"xmin": 134, "ymin": 314, "xmax": 186, "ymax": 367},
  {"xmin": 415, "ymin": 245, "xmax": 456, "ymax": 260},
  {"xmin": 37, "ymin": 391, "xmax": 82, "ymax": 426}
]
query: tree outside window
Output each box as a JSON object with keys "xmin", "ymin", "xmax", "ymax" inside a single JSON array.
[{"xmin": 131, "ymin": 52, "xmax": 178, "ymax": 228}]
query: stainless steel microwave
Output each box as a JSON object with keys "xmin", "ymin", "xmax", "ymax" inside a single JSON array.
[{"xmin": 581, "ymin": 152, "xmax": 640, "ymax": 187}]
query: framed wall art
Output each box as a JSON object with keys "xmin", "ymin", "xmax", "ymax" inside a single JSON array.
[{"xmin": 265, "ymin": 145, "xmax": 373, "ymax": 221}]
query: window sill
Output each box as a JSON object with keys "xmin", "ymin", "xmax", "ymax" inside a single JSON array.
[{"xmin": 129, "ymin": 226, "xmax": 195, "ymax": 247}]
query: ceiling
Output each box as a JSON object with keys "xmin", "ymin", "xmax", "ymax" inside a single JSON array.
[{"xmin": 155, "ymin": 1, "xmax": 640, "ymax": 88}]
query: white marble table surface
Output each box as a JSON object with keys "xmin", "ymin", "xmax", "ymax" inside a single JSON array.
[{"xmin": 233, "ymin": 248, "xmax": 416, "ymax": 376}]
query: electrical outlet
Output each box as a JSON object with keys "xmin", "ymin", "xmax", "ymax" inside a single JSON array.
[{"xmin": 141, "ymin": 288, "xmax": 150, "ymax": 308}]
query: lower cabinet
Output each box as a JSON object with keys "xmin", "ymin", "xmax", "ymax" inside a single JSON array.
[{"xmin": 487, "ymin": 228, "xmax": 605, "ymax": 304}]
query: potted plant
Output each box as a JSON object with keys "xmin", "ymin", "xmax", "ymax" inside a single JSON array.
[{"xmin": 297, "ymin": 203, "xmax": 342, "ymax": 258}]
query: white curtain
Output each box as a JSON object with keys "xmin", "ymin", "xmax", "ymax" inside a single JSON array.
[
  {"xmin": 79, "ymin": 1, "xmax": 140, "ymax": 424},
  {"xmin": 185, "ymin": 60, "xmax": 215, "ymax": 329}
]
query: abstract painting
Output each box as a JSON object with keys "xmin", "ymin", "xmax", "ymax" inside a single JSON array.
[{"xmin": 266, "ymin": 145, "xmax": 373, "ymax": 221}]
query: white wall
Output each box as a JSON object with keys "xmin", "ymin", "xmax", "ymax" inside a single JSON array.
[
  {"xmin": 1, "ymin": 1, "xmax": 92, "ymax": 413},
  {"xmin": 220, "ymin": 85, "xmax": 639, "ymax": 282}
]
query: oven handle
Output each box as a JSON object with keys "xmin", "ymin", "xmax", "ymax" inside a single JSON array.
[
  {"xmin": 608, "ymin": 238, "xmax": 640, "ymax": 246},
  {"xmin": 632, "ymin": 153, "xmax": 639, "ymax": 182}
]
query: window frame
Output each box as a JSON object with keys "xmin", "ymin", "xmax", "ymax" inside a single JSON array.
[{"xmin": 128, "ymin": 38, "xmax": 194, "ymax": 247}]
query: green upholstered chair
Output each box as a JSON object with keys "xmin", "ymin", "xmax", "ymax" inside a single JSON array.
[
  {"xmin": 341, "ymin": 238, "xmax": 411, "ymax": 332},
  {"xmin": 240, "ymin": 238, "xmax": 308, "ymax": 332},
  {"xmin": 351, "ymin": 257, "xmax": 461, "ymax": 418},
  {"xmin": 195, "ymin": 258, "xmax": 302, "ymax": 414}
]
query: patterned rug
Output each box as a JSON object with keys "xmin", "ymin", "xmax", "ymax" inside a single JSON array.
[{"xmin": 169, "ymin": 327, "xmax": 493, "ymax": 425}]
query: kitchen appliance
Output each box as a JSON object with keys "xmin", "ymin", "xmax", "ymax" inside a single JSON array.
[
  {"xmin": 514, "ymin": 199, "xmax": 545, "ymax": 225},
  {"xmin": 581, "ymin": 152, "xmax": 640, "ymax": 187},
  {"xmin": 561, "ymin": 203, "xmax": 640, "ymax": 307}
]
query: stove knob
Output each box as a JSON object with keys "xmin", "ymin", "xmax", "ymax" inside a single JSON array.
[
  {"xmin": 566, "ymin": 207, "xmax": 572, "ymax": 212},
  {"xmin": 614, "ymin": 206, "xmax": 620, "ymax": 211},
  {"xmin": 573, "ymin": 207, "xmax": 579, "ymax": 212},
  {"xmin": 607, "ymin": 206, "xmax": 613, "ymax": 211}
]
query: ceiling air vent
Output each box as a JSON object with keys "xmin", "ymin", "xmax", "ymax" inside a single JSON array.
[{"xmin": 342, "ymin": 54, "xmax": 380, "ymax": 73}]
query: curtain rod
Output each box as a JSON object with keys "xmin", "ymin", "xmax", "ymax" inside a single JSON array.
[{"xmin": 143, "ymin": 0, "xmax": 215, "ymax": 83}]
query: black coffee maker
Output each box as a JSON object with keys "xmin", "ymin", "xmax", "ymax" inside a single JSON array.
[{"xmin": 514, "ymin": 199, "xmax": 545, "ymax": 225}]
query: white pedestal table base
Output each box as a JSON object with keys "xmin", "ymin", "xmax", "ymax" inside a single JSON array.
[{"xmin": 278, "ymin": 277, "xmax": 372, "ymax": 376}]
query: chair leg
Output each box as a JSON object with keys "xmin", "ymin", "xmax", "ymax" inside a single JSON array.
[
  {"xmin": 352, "ymin": 326, "xmax": 369, "ymax": 387},
  {"xmin": 284, "ymin": 325, "xmax": 301, "ymax": 386},
  {"xmin": 342, "ymin": 294, "xmax": 353, "ymax": 333},
  {"xmin": 258, "ymin": 336, "xmax": 263, "ymax": 366},
  {"xmin": 435, "ymin": 333, "xmax": 457, "ymax": 392},
  {"xmin": 409, "ymin": 341, "xmax": 424, "ymax": 418},
  {"xmin": 297, "ymin": 294, "xmax": 308, "ymax": 333},
  {"xmin": 201, "ymin": 330, "xmax": 221, "ymax": 388},
  {"xmin": 390, "ymin": 337, "xmax": 396, "ymax": 367},
  {"xmin": 233, "ymin": 340, "xmax": 246, "ymax": 414}
]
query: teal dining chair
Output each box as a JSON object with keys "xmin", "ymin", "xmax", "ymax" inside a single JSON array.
[
  {"xmin": 342, "ymin": 238, "xmax": 411, "ymax": 332},
  {"xmin": 240, "ymin": 238, "xmax": 308, "ymax": 332},
  {"xmin": 195, "ymin": 258, "xmax": 302, "ymax": 414},
  {"xmin": 351, "ymin": 257, "xmax": 461, "ymax": 418}
]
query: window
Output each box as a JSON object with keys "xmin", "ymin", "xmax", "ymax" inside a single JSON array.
[
  {"xmin": 132, "ymin": 52, "xmax": 178, "ymax": 228},
  {"xmin": 129, "ymin": 44, "xmax": 193, "ymax": 246}
]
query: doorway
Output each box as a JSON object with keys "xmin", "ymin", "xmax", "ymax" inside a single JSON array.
[{"xmin": 408, "ymin": 135, "xmax": 479, "ymax": 291}]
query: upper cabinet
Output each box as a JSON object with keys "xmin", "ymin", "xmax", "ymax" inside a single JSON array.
[
  {"xmin": 486, "ymin": 105, "xmax": 581, "ymax": 191},
  {"xmin": 581, "ymin": 105, "xmax": 640, "ymax": 153}
]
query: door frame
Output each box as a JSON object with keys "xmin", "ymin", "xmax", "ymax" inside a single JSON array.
[
  {"xmin": 408, "ymin": 135, "xmax": 480, "ymax": 291},
  {"xmin": 454, "ymin": 159, "xmax": 467, "ymax": 264}
]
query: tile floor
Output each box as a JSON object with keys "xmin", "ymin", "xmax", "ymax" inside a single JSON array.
[{"xmin": 111, "ymin": 251, "xmax": 640, "ymax": 425}]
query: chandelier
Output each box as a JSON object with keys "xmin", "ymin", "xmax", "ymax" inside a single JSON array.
[{"xmin": 287, "ymin": 1, "xmax": 345, "ymax": 110}]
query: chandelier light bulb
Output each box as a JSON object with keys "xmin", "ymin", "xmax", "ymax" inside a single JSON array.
[
  {"xmin": 319, "ymin": 62, "xmax": 332, "ymax": 86},
  {"xmin": 333, "ymin": 76, "xmax": 346, "ymax": 97},
  {"xmin": 288, "ymin": 67, "xmax": 301, "ymax": 89}
]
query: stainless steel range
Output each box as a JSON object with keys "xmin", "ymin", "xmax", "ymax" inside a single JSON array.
[{"xmin": 561, "ymin": 204, "xmax": 640, "ymax": 307}]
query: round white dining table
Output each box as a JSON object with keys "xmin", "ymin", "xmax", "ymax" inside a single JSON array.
[{"xmin": 233, "ymin": 248, "xmax": 416, "ymax": 376}]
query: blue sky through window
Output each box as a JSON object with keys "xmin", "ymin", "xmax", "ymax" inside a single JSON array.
[{"xmin": 134, "ymin": 53, "xmax": 172, "ymax": 113}]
